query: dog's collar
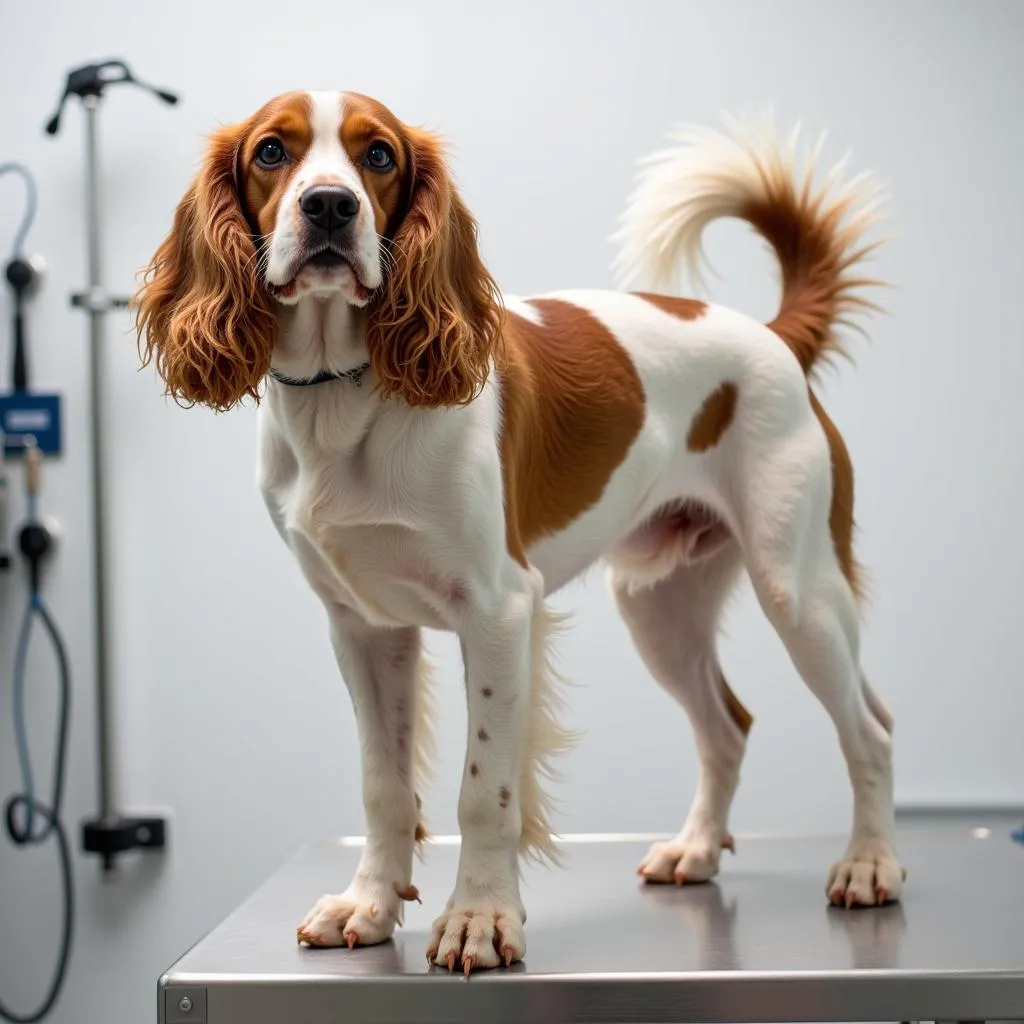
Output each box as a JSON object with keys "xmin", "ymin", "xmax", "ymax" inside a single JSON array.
[{"xmin": 267, "ymin": 362, "xmax": 371, "ymax": 388}]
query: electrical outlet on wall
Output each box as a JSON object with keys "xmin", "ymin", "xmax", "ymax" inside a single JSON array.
[{"xmin": 0, "ymin": 393, "xmax": 63, "ymax": 456}]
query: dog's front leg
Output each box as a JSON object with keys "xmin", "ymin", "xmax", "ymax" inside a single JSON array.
[
  {"xmin": 297, "ymin": 604, "xmax": 425, "ymax": 948},
  {"xmin": 427, "ymin": 584, "xmax": 538, "ymax": 973}
]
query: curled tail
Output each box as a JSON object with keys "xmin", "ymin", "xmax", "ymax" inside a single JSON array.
[{"xmin": 611, "ymin": 113, "xmax": 889, "ymax": 373}]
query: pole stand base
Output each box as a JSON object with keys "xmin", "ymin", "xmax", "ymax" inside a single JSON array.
[{"xmin": 82, "ymin": 814, "xmax": 167, "ymax": 872}]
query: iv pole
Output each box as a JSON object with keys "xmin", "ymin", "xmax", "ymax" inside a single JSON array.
[{"xmin": 44, "ymin": 60, "xmax": 179, "ymax": 875}]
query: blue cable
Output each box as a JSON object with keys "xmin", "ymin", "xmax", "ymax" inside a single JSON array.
[{"xmin": 0, "ymin": 163, "xmax": 38, "ymax": 258}]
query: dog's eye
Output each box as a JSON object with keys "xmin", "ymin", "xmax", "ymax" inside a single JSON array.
[
  {"xmin": 364, "ymin": 142, "xmax": 395, "ymax": 172},
  {"xmin": 256, "ymin": 138, "xmax": 287, "ymax": 169}
]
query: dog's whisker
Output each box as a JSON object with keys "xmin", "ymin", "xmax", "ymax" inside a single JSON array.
[{"xmin": 243, "ymin": 238, "xmax": 272, "ymax": 276}]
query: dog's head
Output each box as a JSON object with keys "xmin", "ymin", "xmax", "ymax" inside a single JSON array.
[{"xmin": 135, "ymin": 91, "xmax": 502, "ymax": 410}]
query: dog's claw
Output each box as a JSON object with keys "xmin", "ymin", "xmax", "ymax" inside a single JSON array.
[
  {"xmin": 445, "ymin": 951, "xmax": 457, "ymax": 973},
  {"xmin": 502, "ymin": 946, "xmax": 515, "ymax": 968},
  {"xmin": 463, "ymin": 956, "xmax": 475, "ymax": 976},
  {"xmin": 722, "ymin": 834, "xmax": 736, "ymax": 853},
  {"xmin": 395, "ymin": 883, "xmax": 421, "ymax": 903},
  {"xmin": 345, "ymin": 932, "xmax": 358, "ymax": 949}
]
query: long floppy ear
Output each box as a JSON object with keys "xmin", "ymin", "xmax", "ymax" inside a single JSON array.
[
  {"xmin": 134, "ymin": 124, "xmax": 277, "ymax": 411},
  {"xmin": 367, "ymin": 128, "xmax": 504, "ymax": 407}
]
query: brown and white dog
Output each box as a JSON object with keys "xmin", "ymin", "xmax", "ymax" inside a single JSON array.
[{"xmin": 135, "ymin": 92, "xmax": 902, "ymax": 972}]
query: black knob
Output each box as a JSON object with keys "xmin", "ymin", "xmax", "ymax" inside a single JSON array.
[
  {"xmin": 19, "ymin": 522, "xmax": 52, "ymax": 563},
  {"xmin": 5, "ymin": 257, "xmax": 36, "ymax": 296}
]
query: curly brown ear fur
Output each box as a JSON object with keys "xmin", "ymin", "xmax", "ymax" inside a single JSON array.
[
  {"xmin": 367, "ymin": 128, "xmax": 504, "ymax": 407},
  {"xmin": 134, "ymin": 124, "xmax": 277, "ymax": 411}
]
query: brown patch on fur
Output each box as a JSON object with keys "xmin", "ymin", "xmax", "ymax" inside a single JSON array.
[
  {"xmin": 340, "ymin": 92, "xmax": 410, "ymax": 235},
  {"xmin": 499, "ymin": 300, "xmax": 646, "ymax": 564},
  {"xmin": 499, "ymin": 786, "xmax": 511, "ymax": 808},
  {"xmin": 720, "ymin": 674, "xmax": 753, "ymax": 736},
  {"xmin": 808, "ymin": 390, "xmax": 862, "ymax": 597},
  {"xmin": 469, "ymin": 762, "xmax": 479, "ymax": 777},
  {"xmin": 365, "ymin": 122, "xmax": 504, "ymax": 407},
  {"xmin": 477, "ymin": 728, "xmax": 489, "ymax": 742},
  {"xmin": 239, "ymin": 93, "xmax": 314, "ymax": 237},
  {"xmin": 480, "ymin": 687, "xmax": 492, "ymax": 698},
  {"xmin": 633, "ymin": 292, "xmax": 707, "ymax": 321},
  {"xmin": 686, "ymin": 382, "xmax": 737, "ymax": 452}
]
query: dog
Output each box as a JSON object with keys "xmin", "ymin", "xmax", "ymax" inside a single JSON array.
[{"xmin": 135, "ymin": 91, "xmax": 903, "ymax": 973}]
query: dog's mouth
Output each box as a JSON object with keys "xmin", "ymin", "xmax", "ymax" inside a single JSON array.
[
  {"xmin": 305, "ymin": 249, "xmax": 350, "ymax": 270},
  {"xmin": 268, "ymin": 247, "xmax": 371, "ymax": 304}
]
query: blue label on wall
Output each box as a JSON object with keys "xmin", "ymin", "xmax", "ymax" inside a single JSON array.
[{"xmin": 0, "ymin": 393, "xmax": 63, "ymax": 456}]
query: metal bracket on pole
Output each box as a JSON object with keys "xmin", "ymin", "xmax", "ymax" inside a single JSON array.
[{"xmin": 45, "ymin": 60, "xmax": 179, "ymax": 875}]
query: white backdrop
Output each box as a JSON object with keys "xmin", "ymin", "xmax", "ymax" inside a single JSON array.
[{"xmin": 1, "ymin": 1, "xmax": 1022, "ymax": 1021}]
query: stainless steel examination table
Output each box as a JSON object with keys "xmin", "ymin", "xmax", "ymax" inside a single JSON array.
[{"xmin": 159, "ymin": 825, "xmax": 1024, "ymax": 1023}]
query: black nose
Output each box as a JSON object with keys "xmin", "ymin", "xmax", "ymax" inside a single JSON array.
[{"xmin": 299, "ymin": 185, "xmax": 360, "ymax": 232}]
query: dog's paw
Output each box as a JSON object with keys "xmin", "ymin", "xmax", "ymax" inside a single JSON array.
[
  {"xmin": 826, "ymin": 841, "xmax": 905, "ymax": 907},
  {"xmin": 638, "ymin": 833, "xmax": 733, "ymax": 885},
  {"xmin": 426, "ymin": 901, "xmax": 525, "ymax": 974},
  {"xmin": 297, "ymin": 879, "xmax": 417, "ymax": 948}
]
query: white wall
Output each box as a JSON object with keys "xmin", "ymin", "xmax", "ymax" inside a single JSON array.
[{"xmin": 1, "ymin": 0, "xmax": 1022, "ymax": 1020}]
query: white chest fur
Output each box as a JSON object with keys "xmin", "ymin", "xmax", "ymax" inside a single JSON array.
[{"xmin": 256, "ymin": 375, "xmax": 509, "ymax": 631}]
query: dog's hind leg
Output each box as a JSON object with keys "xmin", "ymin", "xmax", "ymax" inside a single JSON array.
[
  {"xmin": 736, "ymin": 409, "xmax": 903, "ymax": 907},
  {"xmin": 610, "ymin": 540, "xmax": 750, "ymax": 884}
]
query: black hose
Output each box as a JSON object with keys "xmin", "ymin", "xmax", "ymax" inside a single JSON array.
[{"xmin": 1, "ymin": 595, "xmax": 75, "ymax": 1023}]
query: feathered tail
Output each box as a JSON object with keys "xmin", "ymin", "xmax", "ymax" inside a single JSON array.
[{"xmin": 612, "ymin": 113, "xmax": 889, "ymax": 373}]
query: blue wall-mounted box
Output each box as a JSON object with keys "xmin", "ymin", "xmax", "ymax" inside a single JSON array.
[{"xmin": 0, "ymin": 393, "xmax": 63, "ymax": 456}]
